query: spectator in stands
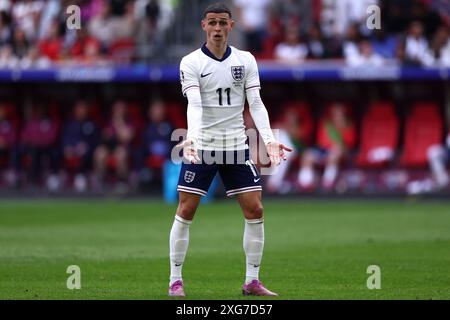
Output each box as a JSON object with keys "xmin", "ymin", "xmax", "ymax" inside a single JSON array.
[
  {"xmin": 108, "ymin": 1, "xmax": 137, "ymax": 65},
  {"xmin": 67, "ymin": 28, "xmax": 101, "ymax": 61},
  {"xmin": 62, "ymin": 100, "xmax": 98, "ymax": 192},
  {"xmin": 140, "ymin": 99, "xmax": 174, "ymax": 184},
  {"xmin": 135, "ymin": 0, "xmax": 163, "ymax": 53},
  {"xmin": 0, "ymin": 11, "xmax": 12, "ymax": 46},
  {"xmin": 0, "ymin": 44, "xmax": 18, "ymax": 68},
  {"xmin": 270, "ymin": 0, "xmax": 313, "ymax": 36},
  {"xmin": 88, "ymin": 0, "xmax": 117, "ymax": 49},
  {"xmin": 401, "ymin": 21, "xmax": 429, "ymax": 66},
  {"xmin": 422, "ymin": 26, "xmax": 450, "ymax": 67},
  {"xmin": 93, "ymin": 100, "xmax": 134, "ymax": 189},
  {"xmin": 409, "ymin": 0, "xmax": 443, "ymax": 38},
  {"xmin": 38, "ymin": 18, "xmax": 63, "ymax": 61},
  {"xmin": 114, "ymin": 0, "xmax": 138, "ymax": 40},
  {"xmin": 274, "ymin": 23, "xmax": 308, "ymax": 63},
  {"xmin": 233, "ymin": 0, "xmax": 271, "ymax": 55},
  {"xmin": 12, "ymin": 27, "xmax": 29, "ymax": 59},
  {"xmin": 136, "ymin": 0, "xmax": 173, "ymax": 35},
  {"xmin": 370, "ymin": 28, "xmax": 399, "ymax": 59},
  {"xmin": 0, "ymin": 102, "xmax": 16, "ymax": 175},
  {"xmin": 342, "ymin": 23, "xmax": 362, "ymax": 63},
  {"xmin": 11, "ymin": 0, "xmax": 45, "ymax": 42},
  {"xmin": 80, "ymin": 35, "xmax": 108, "ymax": 65},
  {"xmin": 346, "ymin": 38, "xmax": 386, "ymax": 67},
  {"xmin": 19, "ymin": 44, "xmax": 51, "ymax": 69},
  {"xmin": 298, "ymin": 103, "xmax": 356, "ymax": 190},
  {"xmin": 17, "ymin": 103, "xmax": 60, "ymax": 187},
  {"xmin": 306, "ymin": 23, "xmax": 328, "ymax": 59}
]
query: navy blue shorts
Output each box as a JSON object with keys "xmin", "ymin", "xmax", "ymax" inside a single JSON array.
[{"xmin": 177, "ymin": 149, "xmax": 262, "ymax": 197}]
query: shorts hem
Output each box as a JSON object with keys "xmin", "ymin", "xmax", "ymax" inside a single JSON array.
[
  {"xmin": 226, "ymin": 186, "xmax": 262, "ymax": 197},
  {"xmin": 177, "ymin": 186, "xmax": 208, "ymax": 196}
]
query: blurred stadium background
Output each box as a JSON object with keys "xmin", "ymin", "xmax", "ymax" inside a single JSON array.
[
  {"xmin": 0, "ymin": 0, "xmax": 448, "ymax": 198},
  {"xmin": 0, "ymin": 0, "xmax": 450, "ymax": 300}
]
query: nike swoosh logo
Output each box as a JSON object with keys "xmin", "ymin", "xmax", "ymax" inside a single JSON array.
[
  {"xmin": 254, "ymin": 178, "xmax": 260, "ymax": 183},
  {"xmin": 200, "ymin": 72, "xmax": 212, "ymax": 78},
  {"xmin": 174, "ymin": 263, "xmax": 182, "ymax": 267}
]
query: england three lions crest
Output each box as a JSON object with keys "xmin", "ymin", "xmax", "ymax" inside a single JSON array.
[
  {"xmin": 231, "ymin": 66, "xmax": 245, "ymax": 81},
  {"xmin": 184, "ymin": 171, "xmax": 195, "ymax": 183}
]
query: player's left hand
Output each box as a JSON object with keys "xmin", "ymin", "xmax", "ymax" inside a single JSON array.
[{"xmin": 266, "ymin": 141, "xmax": 293, "ymax": 166}]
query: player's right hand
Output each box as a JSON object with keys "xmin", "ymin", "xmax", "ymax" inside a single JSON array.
[{"xmin": 177, "ymin": 138, "xmax": 200, "ymax": 164}]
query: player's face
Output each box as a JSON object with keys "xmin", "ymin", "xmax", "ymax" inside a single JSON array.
[{"xmin": 202, "ymin": 13, "xmax": 234, "ymax": 46}]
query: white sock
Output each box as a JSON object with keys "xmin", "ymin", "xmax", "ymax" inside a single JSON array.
[
  {"xmin": 323, "ymin": 163, "xmax": 338, "ymax": 187},
  {"xmin": 169, "ymin": 215, "xmax": 192, "ymax": 285},
  {"xmin": 243, "ymin": 218, "xmax": 264, "ymax": 284},
  {"xmin": 299, "ymin": 167, "xmax": 314, "ymax": 187}
]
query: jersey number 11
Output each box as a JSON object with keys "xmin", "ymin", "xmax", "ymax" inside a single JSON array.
[{"xmin": 216, "ymin": 87, "xmax": 231, "ymax": 106}]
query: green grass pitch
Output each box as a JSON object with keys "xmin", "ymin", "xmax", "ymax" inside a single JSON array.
[{"xmin": 0, "ymin": 199, "xmax": 449, "ymax": 300}]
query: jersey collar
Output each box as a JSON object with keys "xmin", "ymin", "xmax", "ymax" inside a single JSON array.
[{"xmin": 201, "ymin": 43, "xmax": 232, "ymax": 62}]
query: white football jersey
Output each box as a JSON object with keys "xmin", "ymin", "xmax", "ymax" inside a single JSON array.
[{"xmin": 180, "ymin": 44, "xmax": 261, "ymax": 151}]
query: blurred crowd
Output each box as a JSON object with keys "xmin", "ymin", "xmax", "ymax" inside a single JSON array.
[
  {"xmin": 0, "ymin": 0, "xmax": 174, "ymax": 67},
  {"xmin": 235, "ymin": 0, "xmax": 450, "ymax": 67},
  {"xmin": 247, "ymin": 100, "xmax": 450, "ymax": 195},
  {"xmin": 0, "ymin": 98, "xmax": 184, "ymax": 193},
  {"xmin": 0, "ymin": 97, "xmax": 449, "ymax": 195},
  {"xmin": 0, "ymin": 0, "xmax": 448, "ymax": 67},
  {"xmin": 0, "ymin": 0, "xmax": 449, "ymax": 196}
]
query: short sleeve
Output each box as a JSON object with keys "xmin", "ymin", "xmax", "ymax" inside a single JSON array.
[
  {"xmin": 180, "ymin": 57, "xmax": 199, "ymax": 97},
  {"xmin": 245, "ymin": 53, "xmax": 261, "ymax": 91}
]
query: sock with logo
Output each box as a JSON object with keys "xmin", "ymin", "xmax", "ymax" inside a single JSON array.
[
  {"xmin": 243, "ymin": 218, "xmax": 264, "ymax": 284},
  {"xmin": 169, "ymin": 215, "xmax": 192, "ymax": 286}
]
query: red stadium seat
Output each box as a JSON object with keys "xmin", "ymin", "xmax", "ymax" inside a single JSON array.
[
  {"xmin": 400, "ymin": 102, "xmax": 443, "ymax": 167},
  {"xmin": 355, "ymin": 102, "xmax": 399, "ymax": 167}
]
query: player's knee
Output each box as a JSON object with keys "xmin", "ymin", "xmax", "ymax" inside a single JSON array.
[
  {"xmin": 246, "ymin": 203, "xmax": 264, "ymax": 219},
  {"xmin": 176, "ymin": 200, "xmax": 197, "ymax": 220}
]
